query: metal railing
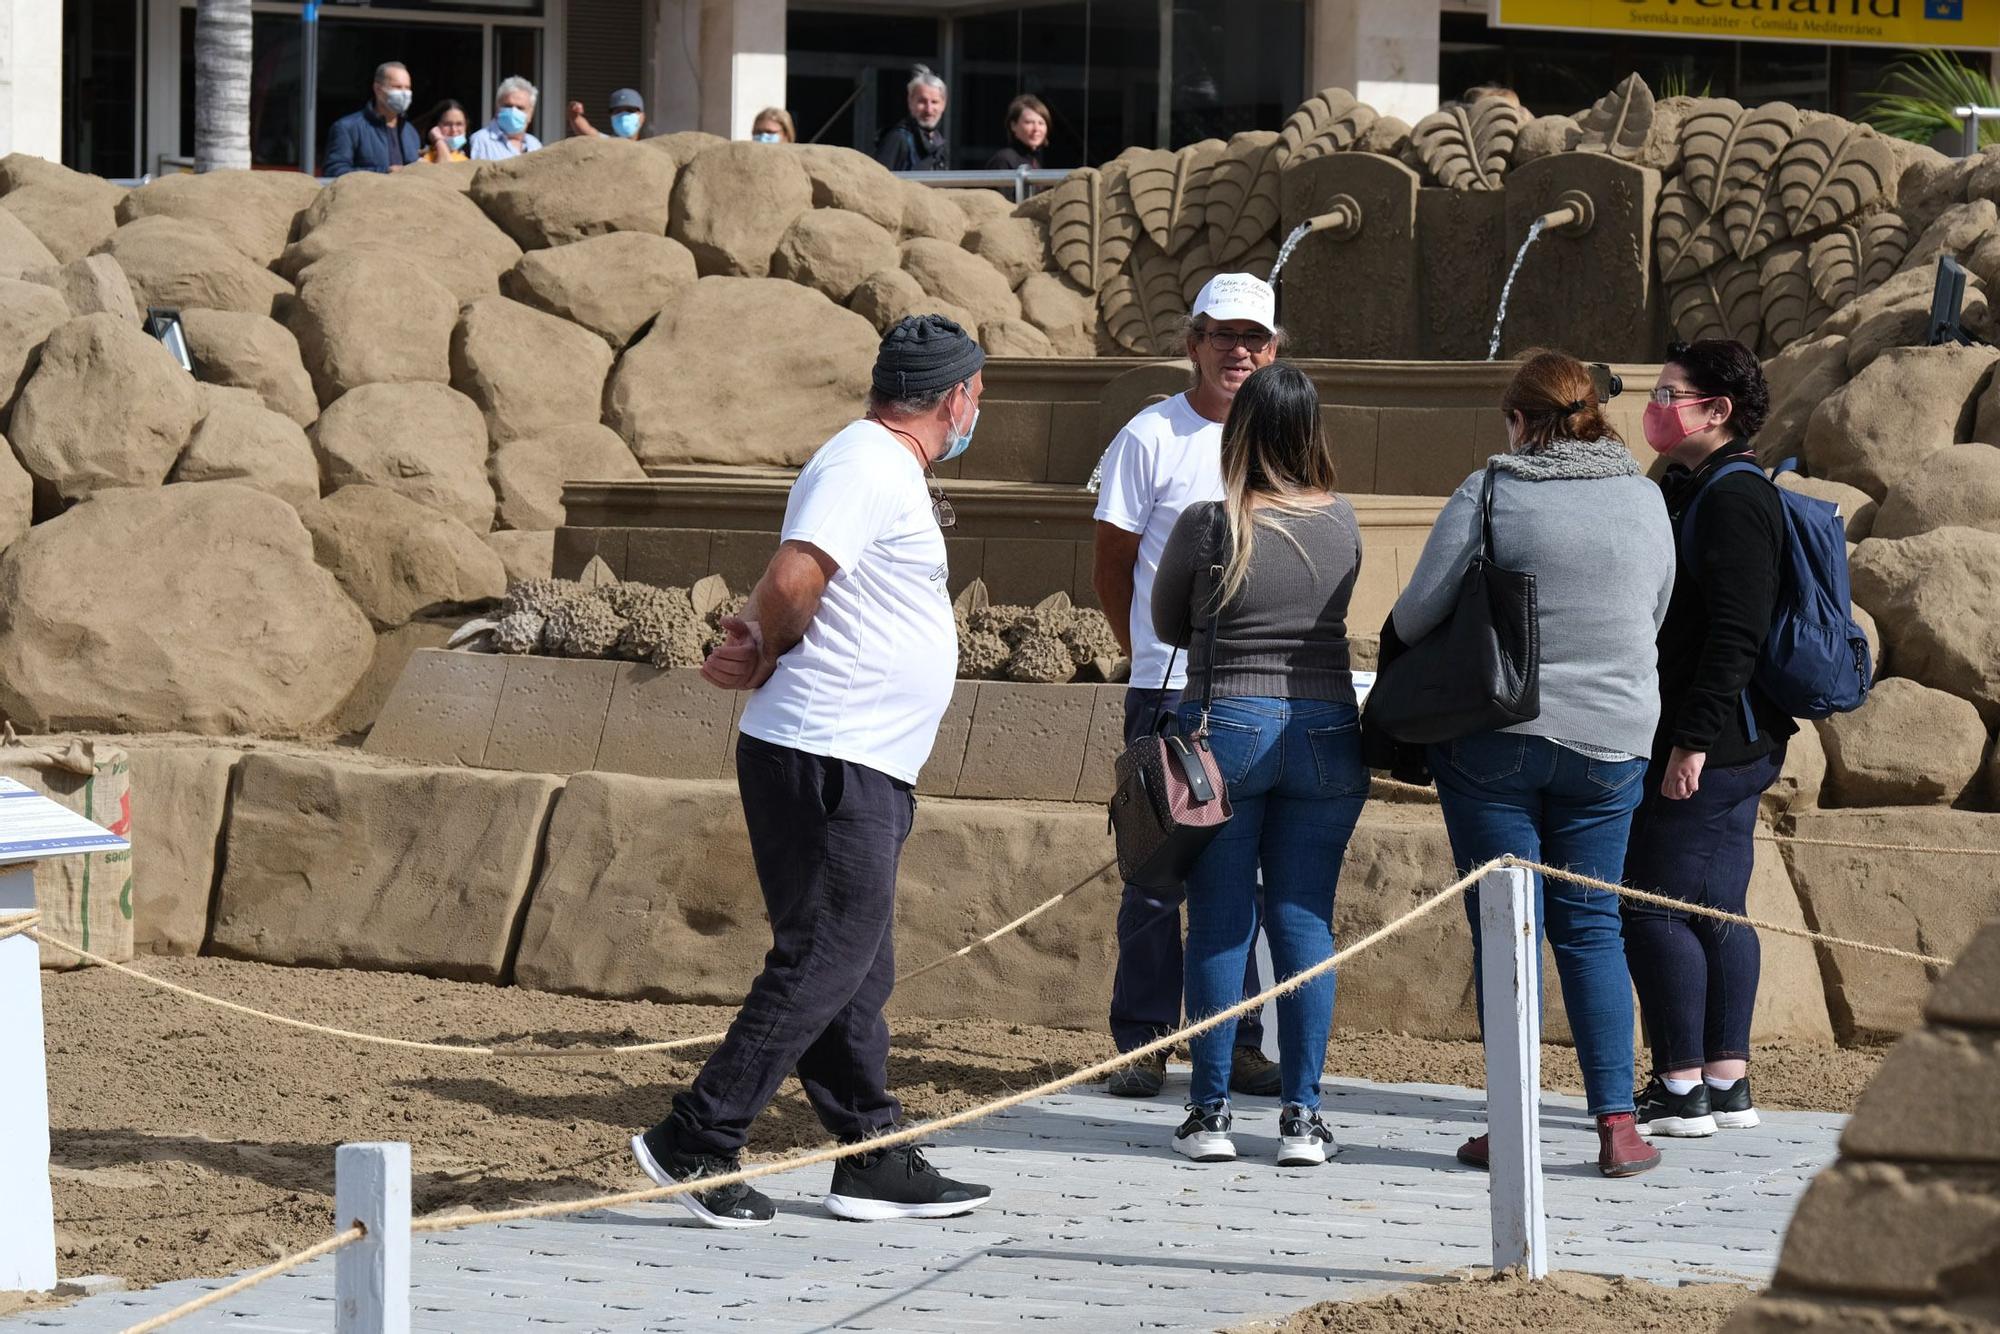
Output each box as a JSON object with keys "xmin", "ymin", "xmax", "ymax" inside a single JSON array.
[
  {"xmin": 893, "ymin": 166, "xmax": 1072, "ymax": 202},
  {"xmin": 1954, "ymin": 104, "xmax": 2000, "ymax": 157}
]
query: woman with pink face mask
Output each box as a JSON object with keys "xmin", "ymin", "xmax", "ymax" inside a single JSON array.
[{"xmin": 1620, "ymin": 338, "xmax": 1793, "ymax": 1143}]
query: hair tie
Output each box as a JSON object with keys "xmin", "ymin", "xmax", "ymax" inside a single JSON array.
[{"xmin": 1565, "ymin": 398, "xmax": 1586, "ymax": 413}]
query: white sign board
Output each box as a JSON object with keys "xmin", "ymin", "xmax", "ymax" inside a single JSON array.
[{"xmin": 0, "ymin": 778, "xmax": 130, "ymax": 863}]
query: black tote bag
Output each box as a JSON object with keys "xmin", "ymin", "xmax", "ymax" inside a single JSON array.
[{"xmin": 1364, "ymin": 463, "xmax": 1540, "ymax": 746}]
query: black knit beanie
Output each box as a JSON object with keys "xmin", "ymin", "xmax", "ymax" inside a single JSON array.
[{"xmin": 872, "ymin": 314, "xmax": 985, "ymax": 399}]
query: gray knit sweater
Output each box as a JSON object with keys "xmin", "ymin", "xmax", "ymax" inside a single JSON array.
[
  {"xmin": 1151, "ymin": 498, "xmax": 1360, "ymax": 703},
  {"xmin": 1390, "ymin": 439, "xmax": 1676, "ymax": 758}
]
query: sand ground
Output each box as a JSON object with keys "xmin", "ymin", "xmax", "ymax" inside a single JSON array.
[{"xmin": 19, "ymin": 957, "xmax": 1883, "ymax": 1328}]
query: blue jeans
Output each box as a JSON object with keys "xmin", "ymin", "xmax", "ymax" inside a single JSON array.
[
  {"xmin": 1109, "ymin": 687, "xmax": 1265, "ymax": 1053},
  {"xmin": 1429, "ymin": 732, "xmax": 1647, "ymax": 1117},
  {"xmin": 1177, "ymin": 696, "xmax": 1367, "ymax": 1110}
]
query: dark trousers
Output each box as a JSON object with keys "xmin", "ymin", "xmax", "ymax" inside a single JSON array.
[
  {"xmin": 666, "ymin": 734, "xmax": 913, "ymax": 1157},
  {"xmin": 1620, "ymin": 746, "xmax": 1785, "ymax": 1073},
  {"xmin": 1108, "ymin": 686, "xmax": 1266, "ymax": 1054}
]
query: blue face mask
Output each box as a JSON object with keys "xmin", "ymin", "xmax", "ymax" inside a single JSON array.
[
  {"xmin": 610, "ymin": 112, "xmax": 642, "ymax": 139},
  {"xmin": 752, "ymin": 131, "xmax": 782, "ymax": 144},
  {"xmin": 445, "ymin": 132, "xmax": 467, "ymax": 151},
  {"xmin": 496, "ymin": 106, "xmax": 529, "ymax": 136},
  {"xmin": 939, "ymin": 395, "xmax": 979, "ymax": 463}
]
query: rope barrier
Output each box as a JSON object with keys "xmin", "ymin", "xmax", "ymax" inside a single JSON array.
[
  {"xmin": 0, "ymin": 909, "xmax": 39, "ymax": 943},
  {"xmin": 407, "ymin": 859, "xmax": 1489, "ymax": 1234},
  {"xmin": 118, "ymin": 1226, "xmax": 364, "ymax": 1334},
  {"xmin": 1504, "ymin": 856, "xmax": 1953, "ymax": 967},
  {"xmin": 23, "ymin": 858, "xmax": 1123, "ymax": 1061}
]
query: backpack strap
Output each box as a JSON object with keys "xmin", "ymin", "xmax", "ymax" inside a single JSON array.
[{"xmin": 1677, "ymin": 457, "xmax": 1773, "ymax": 746}]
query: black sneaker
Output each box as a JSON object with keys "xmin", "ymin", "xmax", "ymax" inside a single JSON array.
[
  {"xmin": 1277, "ymin": 1105, "xmax": 1337, "ymax": 1166},
  {"xmin": 1229, "ymin": 1045, "xmax": 1283, "ymax": 1098},
  {"xmin": 825, "ymin": 1143, "xmax": 991, "ymax": 1221},
  {"xmin": 1171, "ymin": 1102, "xmax": 1236, "ymax": 1162},
  {"xmin": 630, "ymin": 1125, "xmax": 776, "ymax": 1229},
  {"xmin": 1708, "ymin": 1077, "xmax": 1761, "ymax": 1129},
  {"xmin": 1107, "ymin": 1049, "xmax": 1166, "ymax": 1098},
  {"xmin": 1633, "ymin": 1077, "xmax": 1718, "ymax": 1138}
]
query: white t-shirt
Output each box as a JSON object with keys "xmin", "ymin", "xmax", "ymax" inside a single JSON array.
[
  {"xmin": 740, "ymin": 420, "xmax": 958, "ymax": 785},
  {"xmin": 1091, "ymin": 392, "xmax": 1224, "ymax": 691}
]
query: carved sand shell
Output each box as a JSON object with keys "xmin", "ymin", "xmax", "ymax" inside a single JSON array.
[
  {"xmin": 1656, "ymin": 182, "xmax": 1730, "ymax": 282},
  {"xmin": 1758, "ymin": 244, "xmax": 1819, "ymax": 354},
  {"xmin": 1205, "ymin": 131, "xmax": 1283, "ymax": 264},
  {"xmin": 1773, "ymin": 121, "xmax": 1897, "ymax": 239},
  {"xmin": 1412, "ymin": 99, "xmax": 1525, "ymax": 191},
  {"xmin": 1277, "ymin": 87, "xmax": 1379, "ymax": 165},
  {"xmin": 1099, "ymin": 159, "xmax": 1142, "ymax": 280},
  {"xmin": 1578, "ymin": 73, "xmax": 1656, "ymax": 161},
  {"xmin": 1809, "ymin": 213, "xmax": 1913, "ymax": 312},
  {"xmin": 1125, "ymin": 148, "xmax": 1185, "ymax": 253},
  {"xmin": 1172, "ymin": 139, "xmax": 1227, "ymax": 254},
  {"xmin": 1048, "ymin": 168, "xmax": 1102, "ymax": 291},
  {"xmin": 1668, "ymin": 256, "xmax": 1763, "ymax": 346}
]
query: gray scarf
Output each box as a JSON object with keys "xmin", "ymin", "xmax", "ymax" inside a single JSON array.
[{"xmin": 1488, "ymin": 436, "xmax": 1639, "ymax": 482}]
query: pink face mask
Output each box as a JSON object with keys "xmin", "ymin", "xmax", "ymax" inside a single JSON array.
[{"xmin": 1641, "ymin": 396, "xmax": 1720, "ymax": 454}]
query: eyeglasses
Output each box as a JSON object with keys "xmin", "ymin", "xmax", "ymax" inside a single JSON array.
[
  {"xmin": 1197, "ymin": 330, "xmax": 1274, "ymax": 352},
  {"xmin": 930, "ymin": 487, "xmax": 956, "ymax": 529},
  {"xmin": 1648, "ymin": 388, "xmax": 1715, "ymax": 406}
]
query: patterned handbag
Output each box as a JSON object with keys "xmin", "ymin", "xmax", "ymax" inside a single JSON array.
[{"xmin": 1109, "ymin": 508, "xmax": 1232, "ymax": 890}]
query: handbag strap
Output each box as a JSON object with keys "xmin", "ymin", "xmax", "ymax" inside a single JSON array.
[
  {"xmin": 1478, "ymin": 461, "xmax": 1500, "ymax": 561},
  {"xmin": 1194, "ymin": 502, "xmax": 1227, "ymax": 737}
]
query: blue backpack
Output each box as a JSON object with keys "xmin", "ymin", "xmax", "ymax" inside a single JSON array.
[{"xmin": 1679, "ymin": 458, "xmax": 1873, "ymax": 736}]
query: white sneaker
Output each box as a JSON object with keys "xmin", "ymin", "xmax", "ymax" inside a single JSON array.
[
  {"xmin": 1172, "ymin": 1103, "xmax": 1236, "ymax": 1162},
  {"xmin": 1277, "ymin": 1105, "xmax": 1337, "ymax": 1166}
]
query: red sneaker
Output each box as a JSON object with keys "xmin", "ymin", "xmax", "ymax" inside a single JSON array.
[{"xmin": 1598, "ymin": 1111, "xmax": 1662, "ymax": 1177}]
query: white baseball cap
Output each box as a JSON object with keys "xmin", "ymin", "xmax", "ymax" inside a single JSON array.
[{"xmin": 1191, "ymin": 272, "xmax": 1276, "ymax": 333}]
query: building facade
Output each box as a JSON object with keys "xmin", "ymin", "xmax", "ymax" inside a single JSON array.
[{"xmin": 5, "ymin": 0, "xmax": 1997, "ymax": 179}]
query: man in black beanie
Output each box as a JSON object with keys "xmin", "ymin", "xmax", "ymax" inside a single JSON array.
[{"xmin": 631, "ymin": 315, "xmax": 989, "ymax": 1229}]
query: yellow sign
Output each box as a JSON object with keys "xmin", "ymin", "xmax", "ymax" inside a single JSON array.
[{"xmin": 1492, "ymin": 0, "xmax": 2000, "ymax": 48}]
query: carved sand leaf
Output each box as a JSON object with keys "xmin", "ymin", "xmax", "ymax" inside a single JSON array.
[
  {"xmin": 1808, "ymin": 213, "xmax": 1912, "ymax": 312},
  {"xmin": 1178, "ymin": 233, "xmax": 1218, "ymax": 306},
  {"xmin": 1774, "ymin": 121, "xmax": 1896, "ymax": 238},
  {"xmin": 689, "ymin": 574, "xmax": 731, "ymax": 617},
  {"xmin": 1714, "ymin": 104, "xmax": 1799, "ymax": 260},
  {"xmin": 1859, "ymin": 212, "xmax": 1912, "ymax": 291},
  {"xmin": 1099, "ymin": 160, "xmax": 1142, "ymax": 280},
  {"xmin": 1134, "ymin": 238, "xmax": 1189, "ymax": 353},
  {"xmin": 953, "ymin": 578, "xmax": 989, "ymax": 614},
  {"xmin": 1048, "ymin": 168, "xmax": 1102, "ymax": 291},
  {"xmin": 1668, "ymin": 256, "xmax": 1762, "ymax": 346},
  {"xmin": 1172, "ymin": 139, "xmax": 1226, "ymax": 254},
  {"xmin": 1206, "ymin": 131, "xmax": 1282, "ymax": 263},
  {"xmin": 1655, "ymin": 183, "xmax": 1729, "ymax": 282},
  {"xmin": 1676, "ymin": 98, "xmax": 1747, "ymax": 212},
  {"xmin": 1412, "ymin": 99, "xmax": 1525, "ymax": 191},
  {"xmin": 1758, "ymin": 245, "xmax": 1813, "ymax": 353},
  {"xmin": 1125, "ymin": 148, "xmax": 1183, "ymax": 252},
  {"xmin": 1578, "ymin": 73, "xmax": 1656, "ymax": 160},
  {"xmin": 1236, "ymin": 234, "xmax": 1280, "ymax": 283},
  {"xmin": 1277, "ymin": 87, "xmax": 1378, "ymax": 164},
  {"xmin": 1099, "ymin": 265, "xmax": 1148, "ymax": 354}
]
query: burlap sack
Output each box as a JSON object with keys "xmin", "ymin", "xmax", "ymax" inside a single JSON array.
[{"xmin": 0, "ymin": 728, "xmax": 133, "ymax": 968}]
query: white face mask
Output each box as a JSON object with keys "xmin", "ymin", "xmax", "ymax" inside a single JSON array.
[
  {"xmin": 939, "ymin": 390, "xmax": 979, "ymax": 463},
  {"xmin": 752, "ymin": 131, "xmax": 782, "ymax": 144},
  {"xmin": 383, "ymin": 88, "xmax": 413, "ymax": 116}
]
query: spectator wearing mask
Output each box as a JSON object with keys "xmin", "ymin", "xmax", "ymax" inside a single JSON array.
[
  {"xmin": 1151, "ymin": 362, "xmax": 1366, "ymax": 1169},
  {"xmin": 469, "ymin": 76, "xmax": 542, "ymax": 159},
  {"xmin": 987, "ymin": 94, "xmax": 1049, "ymax": 171},
  {"xmin": 875, "ymin": 66, "xmax": 949, "ymax": 171},
  {"xmin": 1091, "ymin": 273, "xmax": 1287, "ymax": 1103},
  {"xmin": 567, "ymin": 88, "xmax": 652, "ymax": 140},
  {"xmin": 751, "ymin": 107, "xmax": 797, "ymax": 143},
  {"xmin": 324, "ymin": 62, "xmax": 420, "ymax": 177},
  {"xmin": 629, "ymin": 316, "xmax": 993, "ymax": 1231},
  {"xmin": 1392, "ymin": 350, "xmax": 1675, "ymax": 1180},
  {"xmin": 420, "ymin": 100, "xmax": 471, "ymax": 164},
  {"xmin": 1621, "ymin": 340, "xmax": 1792, "ymax": 1141}
]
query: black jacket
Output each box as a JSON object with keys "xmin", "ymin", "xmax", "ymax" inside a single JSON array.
[
  {"xmin": 1653, "ymin": 441, "xmax": 1796, "ymax": 767},
  {"xmin": 875, "ymin": 117, "xmax": 949, "ymax": 172},
  {"xmin": 986, "ymin": 139, "xmax": 1042, "ymax": 171}
]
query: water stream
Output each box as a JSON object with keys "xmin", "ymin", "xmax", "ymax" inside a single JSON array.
[
  {"xmin": 1266, "ymin": 220, "xmax": 1316, "ymax": 286},
  {"xmin": 1485, "ymin": 217, "xmax": 1547, "ymax": 360}
]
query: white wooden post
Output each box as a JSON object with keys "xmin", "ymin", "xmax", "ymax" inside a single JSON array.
[
  {"xmin": 335, "ymin": 1142, "xmax": 410, "ymax": 1334},
  {"xmin": 0, "ymin": 863, "xmax": 57, "ymax": 1293},
  {"xmin": 1478, "ymin": 864, "xmax": 1548, "ymax": 1278}
]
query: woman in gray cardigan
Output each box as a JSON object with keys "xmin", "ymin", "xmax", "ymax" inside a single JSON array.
[
  {"xmin": 1390, "ymin": 350, "xmax": 1674, "ymax": 1179},
  {"xmin": 1150, "ymin": 363, "xmax": 1365, "ymax": 1169}
]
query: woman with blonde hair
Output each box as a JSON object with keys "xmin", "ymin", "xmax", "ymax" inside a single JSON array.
[
  {"xmin": 1390, "ymin": 349, "xmax": 1675, "ymax": 1178},
  {"xmin": 750, "ymin": 107, "xmax": 796, "ymax": 143},
  {"xmin": 1150, "ymin": 361, "xmax": 1366, "ymax": 1168}
]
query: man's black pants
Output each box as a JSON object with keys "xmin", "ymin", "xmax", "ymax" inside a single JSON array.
[{"xmin": 664, "ymin": 734, "xmax": 913, "ymax": 1157}]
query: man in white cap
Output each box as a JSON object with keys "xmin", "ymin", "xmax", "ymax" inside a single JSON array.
[{"xmin": 1091, "ymin": 272, "xmax": 1284, "ymax": 1099}]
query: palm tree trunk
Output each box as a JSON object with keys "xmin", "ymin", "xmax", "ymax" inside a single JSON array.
[{"xmin": 193, "ymin": 0, "xmax": 253, "ymax": 172}]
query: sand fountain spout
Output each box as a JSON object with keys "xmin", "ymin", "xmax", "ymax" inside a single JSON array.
[
  {"xmin": 1487, "ymin": 191, "xmax": 1598, "ymax": 359},
  {"xmin": 1267, "ymin": 195, "xmax": 1363, "ymax": 286}
]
